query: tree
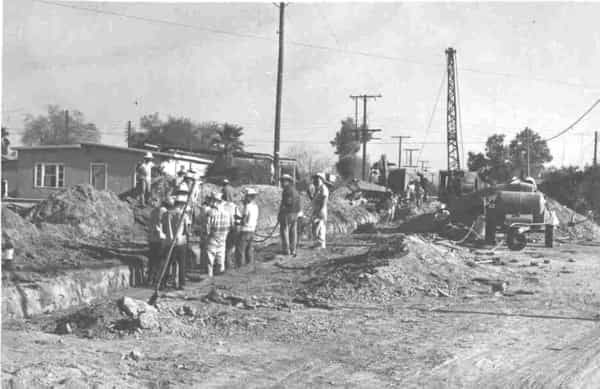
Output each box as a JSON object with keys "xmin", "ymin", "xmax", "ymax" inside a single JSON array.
[
  {"xmin": 466, "ymin": 129, "xmax": 552, "ymax": 183},
  {"xmin": 508, "ymin": 127, "xmax": 552, "ymax": 177},
  {"xmin": 330, "ymin": 117, "xmax": 370, "ymax": 180},
  {"xmin": 210, "ymin": 123, "xmax": 244, "ymax": 165},
  {"xmin": 285, "ymin": 144, "xmax": 333, "ymax": 178},
  {"xmin": 1, "ymin": 127, "xmax": 10, "ymax": 156},
  {"xmin": 129, "ymin": 113, "xmax": 220, "ymax": 151},
  {"xmin": 330, "ymin": 117, "xmax": 362, "ymax": 156},
  {"xmin": 22, "ymin": 105, "xmax": 100, "ymax": 146}
]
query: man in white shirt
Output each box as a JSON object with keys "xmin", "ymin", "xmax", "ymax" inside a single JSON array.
[
  {"xmin": 136, "ymin": 152, "xmax": 154, "ymax": 206},
  {"xmin": 309, "ymin": 173, "xmax": 329, "ymax": 249},
  {"xmin": 236, "ymin": 188, "xmax": 259, "ymax": 266}
]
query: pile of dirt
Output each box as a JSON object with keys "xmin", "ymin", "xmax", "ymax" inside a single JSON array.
[
  {"xmin": 28, "ymin": 185, "xmax": 135, "ymax": 239},
  {"xmin": 546, "ymin": 197, "xmax": 600, "ymax": 241},
  {"xmin": 300, "ymin": 234, "xmax": 493, "ymax": 303}
]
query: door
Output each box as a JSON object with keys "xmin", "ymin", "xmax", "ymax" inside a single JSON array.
[{"xmin": 90, "ymin": 163, "xmax": 107, "ymax": 191}]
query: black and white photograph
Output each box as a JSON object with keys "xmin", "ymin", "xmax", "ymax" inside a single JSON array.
[{"xmin": 1, "ymin": 0, "xmax": 600, "ymax": 387}]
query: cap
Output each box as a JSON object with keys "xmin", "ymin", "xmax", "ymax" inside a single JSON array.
[
  {"xmin": 144, "ymin": 152, "xmax": 153, "ymax": 159},
  {"xmin": 315, "ymin": 172, "xmax": 326, "ymax": 181},
  {"xmin": 280, "ymin": 174, "xmax": 293, "ymax": 182}
]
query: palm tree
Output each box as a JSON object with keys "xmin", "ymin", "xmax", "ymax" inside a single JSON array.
[{"xmin": 210, "ymin": 123, "xmax": 245, "ymax": 167}]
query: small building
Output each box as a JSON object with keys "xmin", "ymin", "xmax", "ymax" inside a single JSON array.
[
  {"xmin": 1, "ymin": 155, "xmax": 18, "ymax": 197},
  {"xmin": 8, "ymin": 143, "xmax": 212, "ymax": 200}
]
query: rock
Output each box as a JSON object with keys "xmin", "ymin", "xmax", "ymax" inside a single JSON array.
[
  {"xmin": 138, "ymin": 311, "xmax": 160, "ymax": 330},
  {"xmin": 118, "ymin": 297, "xmax": 157, "ymax": 318},
  {"xmin": 127, "ymin": 349, "xmax": 143, "ymax": 361}
]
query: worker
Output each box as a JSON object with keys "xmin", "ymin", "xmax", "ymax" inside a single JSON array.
[
  {"xmin": 309, "ymin": 173, "xmax": 329, "ymax": 249},
  {"xmin": 204, "ymin": 191, "xmax": 234, "ymax": 277},
  {"xmin": 147, "ymin": 197, "xmax": 170, "ymax": 285},
  {"xmin": 236, "ymin": 188, "xmax": 259, "ymax": 266},
  {"xmin": 222, "ymin": 178, "xmax": 234, "ymax": 202},
  {"xmin": 279, "ymin": 174, "xmax": 301, "ymax": 256},
  {"xmin": 162, "ymin": 194, "xmax": 191, "ymax": 290},
  {"xmin": 135, "ymin": 152, "xmax": 154, "ymax": 206},
  {"xmin": 222, "ymin": 190, "xmax": 239, "ymax": 269},
  {"xmin": 415, "ymin": 183, "xmax": 424, "ymax": 207},
  {"xmin": 383, "ymin": 191, "xmax": 394, "ymax": 223}
]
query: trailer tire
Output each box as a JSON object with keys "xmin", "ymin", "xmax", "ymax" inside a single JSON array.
[
  {"xmin": 507, "ymin": 228, "xmax": 527, "ymax": 251},
  {"xmin": 545, "ymin": 225, "xmax": 554, "ymax": 248}
]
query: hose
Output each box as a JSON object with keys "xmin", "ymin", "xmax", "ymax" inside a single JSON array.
[{"xmin": 252, "ymin": 222, "xmax": 280, "ymax": 243}]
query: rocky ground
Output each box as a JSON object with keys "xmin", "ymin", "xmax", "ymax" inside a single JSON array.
[{"xmin": 3, "ymin": 226, "xmax": 600, "ymax": 388}]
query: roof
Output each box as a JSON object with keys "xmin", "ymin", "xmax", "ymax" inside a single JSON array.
[{"xmin": 13, "ymin": 142, "xmax": 213, "ymax": 164}]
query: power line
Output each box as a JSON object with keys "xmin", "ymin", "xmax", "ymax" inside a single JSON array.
[
  {"xmin": 33, "ymin": 0, "xmax": 600, "ymax": 90},
  {"xmin": 416, "ymin": 71, "xmax": 446, "ymax": 162},
  {"xmin": 544, "ymin": 98, "xmax": 600, "ymax": 141}
]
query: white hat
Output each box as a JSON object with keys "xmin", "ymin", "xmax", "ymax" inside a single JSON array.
[
  {"xmin": 222, "ymin": 178, "xmax": 230, "ymax": 184},
  {"xmin": 280, "ymin": 174, "xmax": 293, "ymax": 182},
  {"xmin": 175, "ymin": 194, "xmax": 188, "ymax": 204},
  {"xmin": 185, "ymin": 171, "xmax": 196, "ymax": 180},
  {"xmin": 315, "ymin": 172, "xmax": 326, "ymax": 181},
  {"xmin": 244, "ymin": 188, "xmax": 258, "ymax": 196},
  {"xmin": 144, "ymin": 152, "xmax": 153, "ymax": 159}
]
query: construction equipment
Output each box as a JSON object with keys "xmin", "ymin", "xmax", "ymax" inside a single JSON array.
[{"xmin": 148, "ymin": 180, "xmax": 198, "ymax": 306}]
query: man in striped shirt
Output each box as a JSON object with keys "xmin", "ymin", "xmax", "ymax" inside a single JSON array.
[{"xmin": 204, "ymin": 191, "xmax": 234, "ymax": 277}]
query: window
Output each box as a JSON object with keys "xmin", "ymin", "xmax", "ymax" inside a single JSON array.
[
  {"xmin": 90, "ymin": 163, "xmax": 107, "ymax": 191},
  {"xmin": 34, "ymin": 163, "xmax": 65, "ymax": 188}
]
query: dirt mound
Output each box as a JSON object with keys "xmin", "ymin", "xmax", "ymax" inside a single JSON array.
[
  {"xmin": 300, "ymin": 234, "xmax": 485, "ymax": 303},
  {"xmin": 29, "ymin": 185, "xmax": 134, "ymax": 239},
  {"xmin": 546, "ymin": 198, "xmax": 600, "ymax": 241}
]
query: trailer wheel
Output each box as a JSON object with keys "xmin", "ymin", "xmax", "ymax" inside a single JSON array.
[
  {"xmin": 545, "ymin": 225, "xmax": 554, "ymax": 248},
  {"xmin": 507, "ymin": 228, "xmax": 527, "ymax": 251}
]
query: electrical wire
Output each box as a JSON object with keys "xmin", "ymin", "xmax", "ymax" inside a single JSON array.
[
  {"xmin": 544, "ymin": 98, "xmax": 600, "ymax": 141},
  {"xmin": 32, "ymin": 0, "xmax": 600, "ymax": 90},
  {"xmin": 416, "ymin": 71, "xmax": 446, "ymax": 163}
]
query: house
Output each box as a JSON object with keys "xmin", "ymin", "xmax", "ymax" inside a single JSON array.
[
  {"xmin": 1, "ymin": 155, "xmax": 18, "ymax": 197},
  {"xmin": 7, "ymin": 143, "xmax": 213, "ymax": 200}
]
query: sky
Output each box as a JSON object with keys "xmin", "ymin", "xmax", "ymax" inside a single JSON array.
[{"xmin": 3, "ymin": 1, "xmax": 600, "ymax": 171}]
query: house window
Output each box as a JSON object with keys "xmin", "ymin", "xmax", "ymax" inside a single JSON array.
[
  {"xmin": 34, "ymin": 163, "xmax": 65, "ymax": 188},
  {"xmin": 90, "ymin": 163, "xmax": 107, "ymax": 191}
]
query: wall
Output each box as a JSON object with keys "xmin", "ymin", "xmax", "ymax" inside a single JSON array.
[
  {"xmin": 1, "ymin": 159, "xmax": 18, "ymax": 196},
  {"xmin": 16, "ymin": 146, "xmax": 145, "ymax": 198}
]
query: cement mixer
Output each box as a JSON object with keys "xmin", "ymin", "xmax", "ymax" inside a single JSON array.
[{"xmin": 485, "ymin": 189, "xmax": 554, "ymax": 250}]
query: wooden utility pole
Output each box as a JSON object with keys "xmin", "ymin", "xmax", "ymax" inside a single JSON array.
[
  {"xmin": 127, "ymin": 121, "xmax": 132, "ymax": 148},
  {"xmin": 273, "ymin": 2, "xmax": 285, "ymax": 184},
  {"xmin": 391, "ymin": 135, "xmax": 411, "ymax": 168},
  {"xmin": 349, "ymin": 94, "xmax": 382, "ymax": 180},
  {"xmin": 594, "ymin": 131, "xmax": 598, "ymax": 166},
  {"xmin": 64, "ymin": 110, "xmax": 69, "ymax": 143},
  {"xmin": 404, "ymin": 148, "xmax": 419, "ymax": 167}
]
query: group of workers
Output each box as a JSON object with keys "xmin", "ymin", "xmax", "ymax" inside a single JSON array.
[{"xmin": 137, "ymin": 152, "xmax": 330, "ymax": 290}]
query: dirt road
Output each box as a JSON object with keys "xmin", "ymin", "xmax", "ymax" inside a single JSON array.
[{"xmin": 2, "ymin": 232, "xmax": 600, "ymax": 388}]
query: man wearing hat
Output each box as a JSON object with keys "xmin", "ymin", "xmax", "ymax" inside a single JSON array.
[
  {"xmin": 136, "ymin": 152, "xmax": 154, "ymax": 206},
  {"xmin": 309, "ymin": 172, "xmax": 329, "ymax": 249},
  {"xmin": 278, "ymin": 174, "xmax": 301, "ymax": 256},
  {"xmin": 222, "ymin": 178, "xmax": 234, "ymax": 202},
  {"xmin": 162, "ymin": 193, "xmax": 191, "ymax": 289},
  {"xmin": 236, "ymin": 187, "xmax": 259, "ymax": 266},
  {"xmin": 203, "ymin": 191, "xmax": 234, "ymax": 277}
]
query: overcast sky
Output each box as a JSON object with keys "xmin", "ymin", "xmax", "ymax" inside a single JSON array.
[{"xmin": 3, "ymin": 1, "xmax": 600, "ymax": 170}]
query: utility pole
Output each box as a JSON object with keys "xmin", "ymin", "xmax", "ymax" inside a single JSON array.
[
  {"xmin": 391, "ymin": 135, "xmax": 411, "ymax": 168},
  {"xmin": 526, "ymin": 128, "xmax": 531, "ymax": 177},
  {"xmin": 127, "ymin": 121, "xmax": 132, "ymax": 148},
  {"xmin": 594, "ymin": 131, "xmax": 598, "ymax": 166},
  {"xmin": 404, "ymin": 148, "xmax": 419, "ymax": 167},
  {"xmin": 64, "ymin": 110, "xmax": 69, "ymax": 143},
  {"xmin": 273, "ymin": 2, "xmax": 285, "ymax": 184},
  {"xmin": 349, "ymin": 94, "xmax": 382, "ymax": 180}
]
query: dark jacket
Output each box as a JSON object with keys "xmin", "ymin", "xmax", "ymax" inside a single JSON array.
[{"xmin": 280, "ymin": 186, "xmax": 301, "ymax": 215}]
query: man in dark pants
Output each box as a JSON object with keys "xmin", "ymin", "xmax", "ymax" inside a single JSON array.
[
  {"xmin": 162, "ymin": 195, "xmax": 191, "ymax": 289},
  {"xmin": 279, "ymin": 174, "xmax": 301, "ymax": 256},
  {"xmin": 236, "ymin": 188, "xmax": 259, "ymax": 266}
]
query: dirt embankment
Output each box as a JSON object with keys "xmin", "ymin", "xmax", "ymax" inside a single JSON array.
[{"xmin": 546, "ymin": 197, "xmax": 600, "ymax": 241}]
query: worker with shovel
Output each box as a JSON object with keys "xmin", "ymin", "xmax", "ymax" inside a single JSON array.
[{"xmin": 162, "ymin": 194, "xmax": 191, "ymax": 290}]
